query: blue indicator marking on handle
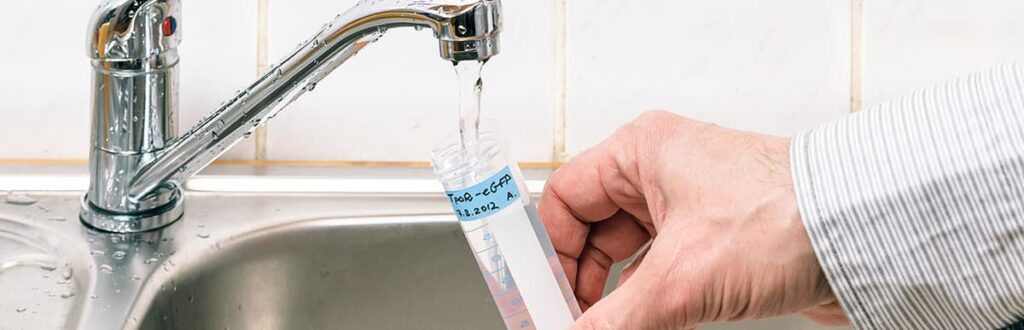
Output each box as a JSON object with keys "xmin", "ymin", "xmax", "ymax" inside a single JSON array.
[{"xmin": 445, "ymin": 166, "xmax": 522, "ymax": 221}]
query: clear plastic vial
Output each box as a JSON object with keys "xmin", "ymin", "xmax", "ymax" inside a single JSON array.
[{"xmin": 433, "ymin": 132, "xmax": 582, "ymax": 330}]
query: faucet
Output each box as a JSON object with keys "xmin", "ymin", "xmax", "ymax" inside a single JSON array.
[{"xmin": 82, "ymin": 0, "xmax": 502, "ymax": 233}]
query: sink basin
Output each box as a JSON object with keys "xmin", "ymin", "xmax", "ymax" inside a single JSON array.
[
  {"xmin": 137, "ymin": 215, "xmax": 501, "ymax": 329},
  {"xmin": 0, "ymin": 191, "xmax": 503, "ymax": 329},
  {"xmin": 0, "ymin": 176, "xmax": 848, "ymax": 330}
]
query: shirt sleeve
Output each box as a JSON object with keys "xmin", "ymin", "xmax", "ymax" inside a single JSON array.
[{"xmin": 791, "ymin": 62, "xmax": 1024, "ymax": 330}]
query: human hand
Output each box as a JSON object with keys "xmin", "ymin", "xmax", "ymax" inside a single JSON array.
[{"xmin": 538, "ymin": 111, "xmax": 848, "ymax": 329}]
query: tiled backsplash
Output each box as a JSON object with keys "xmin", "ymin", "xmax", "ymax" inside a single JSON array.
[
  {"xmin": 862, "ymin": 0, "xmax": 1024, "ymax": 107},
  {"xmin": 565, "ymin": 0, "xmax": 851, "ymax": 154},
  {"xmin": 2, "ymin": 0, "xmax": 1021, "ymax": 164}
]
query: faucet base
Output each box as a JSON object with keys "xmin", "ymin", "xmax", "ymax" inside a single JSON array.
[{"xmin": 79, "ymin": 191, "xmax": 184, "ymax": 233}]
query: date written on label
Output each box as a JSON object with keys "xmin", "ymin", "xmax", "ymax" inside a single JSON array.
[{"xmin": 445, "ymin": 166, "xmax": 523, "ymax": 221}]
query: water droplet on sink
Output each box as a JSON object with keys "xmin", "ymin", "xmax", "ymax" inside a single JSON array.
[
  {"xmin": 5, "ymin": 194, "xmax": 37, "ymax": 205},
  {"xmin": 60, "ymin": 291, "xmax": 75, "ymax": 299},
  {"xmin": 112, "ymin": 251, "xmax": 127, "ymax": 260},
  {"xmin": 131, "ymin": 275, "xmax": 142, "ymax": 281},
  {"xmin": 197, "ymin": 232, "xmax": 210, "ymax": 239},
  {"xmin": 90, "ymin": 295, "xmax": 97, "ymax": 300},
  {"xmin": 61, "ymin": 268, "xmax": 73, "ymax": 280},
  {"xmin": 99, "ymin": 265, "xmax": 113, "ymax": 274},
  {"xmin": 39, "ymin": 264, "xmax": 58, "ymax": 272},
  {"xmin": 90, "ymin": 250, "xmax": 106, "ymax": 256},
  {"xmin": 16, "ymin": 307, "xmax": 26, "ymax": 313},
  {"xmin": 144, "ymin": 257, "xmax": 159, "ymax": 265},
  {"xmin": 48, "ymin": 216, "xmax": 66, "ymax": 222},
  {"xmin": 188, "ymin": 295, "xmax": 194, "ymax": 303}
]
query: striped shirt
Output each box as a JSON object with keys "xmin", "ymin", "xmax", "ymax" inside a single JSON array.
[{"xmin": 791, "ymin": 63, "xmax": 1024, "ymax": 330}]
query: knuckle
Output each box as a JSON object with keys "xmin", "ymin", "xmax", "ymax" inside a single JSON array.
[{"xmin": 633, "ymin": 110, "xmax": 676, "ymax": 127}]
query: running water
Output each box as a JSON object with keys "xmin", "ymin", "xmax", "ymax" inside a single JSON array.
[{"xmin": 454, "ymin": 60, "xmax": 487, "ymax": 157}]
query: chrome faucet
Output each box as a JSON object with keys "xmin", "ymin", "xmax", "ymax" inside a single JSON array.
[{"xmin": 82, "ymin": 0, "xmax": 502, "ymax": 233}]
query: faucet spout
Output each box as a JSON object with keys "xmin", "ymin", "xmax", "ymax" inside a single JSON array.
[{"xmin": 82, "ymin": 0, "xmax": 501, "ymax": 233}]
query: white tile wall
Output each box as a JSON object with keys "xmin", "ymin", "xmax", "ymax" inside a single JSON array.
[
  {"xmin": 3, "ymin": 0, "xmax": 1023, "ymax": 165},
  {"xmin": 266, "ymin": 0, "xmax": 558, "ymax": 163},
  {"xmin": 863, "ymin": 0, "xmax": 1024, "ymax": 107},
  {"xmin": 177, "ymin": 0, "xmax": 259, "ymax": 160},
  {"xmin": 565, "ymin": 0, "xmax": 852, "ymax": 154},
  {"xmin": 0, "ymin": 2, "xmax": 257, "ymax": 160},
  {"xmin": 0, "ymin": 2, "xmax": 95, "ymax": 158}
]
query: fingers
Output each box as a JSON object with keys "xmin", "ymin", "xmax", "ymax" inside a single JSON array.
[
  {"xmin": 538, "ymin": 136, "xmax": 649, "ymax": 288},
  {"xmin": 572, "ymin": 240, "xmax": 683, "ymax": 330},
  {"xmin": 575, "ymin": 211, "xmax": 652, "ymax": 309}
]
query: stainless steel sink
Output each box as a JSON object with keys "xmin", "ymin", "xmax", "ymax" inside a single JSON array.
[
  {"xmin": 136, "ymin": 214, "xmax": 501, "ymax": 329},
  {"xmin": 0, "ymin": 191, "xmax": 503, "ymax": 329}
]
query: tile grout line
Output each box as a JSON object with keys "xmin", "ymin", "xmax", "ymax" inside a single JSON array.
[
  {"xmin": 552, "ymin": 0, "xmax": 568, "ymax": 162},
  {"xmin": 254, "ymin": 0, "xmax": 271, "ymax": 160},
  {"xmin": 850, "ymin": 0, "xmax": 864, "ymax": 113}
]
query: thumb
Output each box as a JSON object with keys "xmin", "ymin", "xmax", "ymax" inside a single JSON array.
[
  {"xmin": 571, "ymin": 283, "xmax": 649, "ymax": 330},
  {"xmin": 571, "ymin": 256, "xmax": 681, "ymax": 330}
]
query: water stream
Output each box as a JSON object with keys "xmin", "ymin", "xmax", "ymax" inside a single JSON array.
[{"xmin": 454, "ymin": 60, "xmax": 487, "ymax": 158}]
